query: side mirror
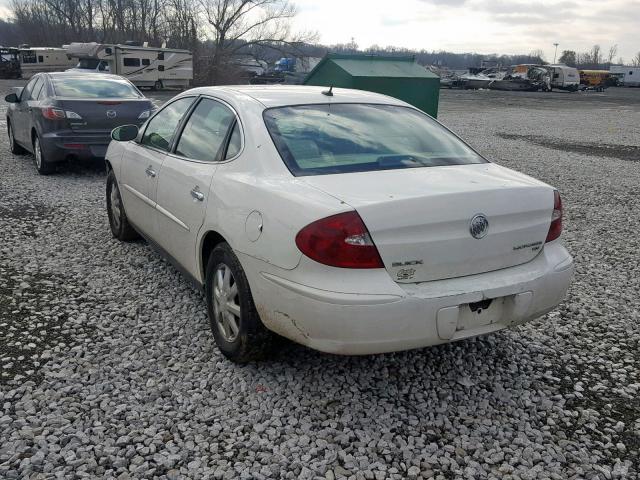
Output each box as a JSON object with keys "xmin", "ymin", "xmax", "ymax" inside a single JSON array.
[
  {"xmin": 111, "ymin": 125, "xmax": 139, "ymax": 142},
  {"xmin": 4, "ymin": 93, "xmax": 19, "ymax": 103}
]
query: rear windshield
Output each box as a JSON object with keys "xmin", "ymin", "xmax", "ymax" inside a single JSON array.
[
  {"xmin": 263, "ymin": 103, "xmax": 486, "ymax": 176},
  {"xmin": 51, "ymin": 77, "xmax": 142, "ymax": 98}
]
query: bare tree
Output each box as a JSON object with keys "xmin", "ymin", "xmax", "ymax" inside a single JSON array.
[
  {"xmin": 633, "ymin": 52, "xmax": 640, "ymax": 67},
  {"xmin": 558, "ymin": 50, "xmax": 576, "ymax": 67},
  {"xmin": 529, "ymin": 49, "xmax": 546, "ymax": 63},
  {"xmin": 607, "ymin": 44, "xmax": 617, "ymax": 64},
  {"xmin": 199, "ymin": 0, "xmax": 316, "ymax": 84},
  {"xmin": 590, "ymin": 44, "xmax": 602, "ymax": 66}
]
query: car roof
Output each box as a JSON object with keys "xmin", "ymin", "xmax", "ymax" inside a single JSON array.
[{"xmin": 184, "ymin": 85, "xmax": 408, "ymax": 108}]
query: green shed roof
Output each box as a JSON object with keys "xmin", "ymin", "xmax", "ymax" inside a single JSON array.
[{"xmin": 306, "ymin": 54, "xmax": 438, "ymax": 80}]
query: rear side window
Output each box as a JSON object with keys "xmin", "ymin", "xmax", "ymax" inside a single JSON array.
[
  {"xmin": 225, "ymin": 123, "xmax": 242, "ymax": 159},
  {"xmin": 142, "ymin": 59, "xmax": 150, "ymax": 66},
  {"xmin": 51, "ymin": 77, "xmax": 141, "ymax": 98},
  {"xmin": 23, "ymin": 76, "xmax": 43, "ymax": 101},
  {"xmin": 264, "ymin": 103, "xmax": 486, "ymax": 176},
  {"xmin": 141, "ymin": 97, "xmax": 194, "ymax": 151},
  {"xmin": 31, "ymin": 77, "xmax": 44, "ymax": 100},
  {"xmin": 123, "ymin": 58, "xmax": 141, "ymax": 67},
  {"xmin": 21, "ymin": 76, "xmax": 38, "ymax": 100},
  {"xmin": 175, "ymin": 98, "xmax": 236, "ymax": 161}
]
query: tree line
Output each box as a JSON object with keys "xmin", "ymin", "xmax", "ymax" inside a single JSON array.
[{"xmin": 559, "ymin": 45, "xmax": 640, "ymax": 69}]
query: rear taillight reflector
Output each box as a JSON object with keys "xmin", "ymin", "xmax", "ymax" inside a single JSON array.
[
  {"xmin": 42, "ymin": 107, "xmax": 66, "ymax": 120},
  {"xmin": 295, "ymin": 211, "xmax": 384, "ymax": 269},
  {"xmin": 545, "ymin": 190, "xmax": 563, "ymax": 242}
]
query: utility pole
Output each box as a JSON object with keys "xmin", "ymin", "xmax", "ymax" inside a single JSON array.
[{"xmin": 553, "ymin": 43, "xmax": 559, "ymax": 64}]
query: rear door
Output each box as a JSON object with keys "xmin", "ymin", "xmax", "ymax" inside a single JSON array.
[
  {"xmin": 119, "ymin": 96, "xmax": 195, "ymax": 237},
  {"xmin": 153, "ymin": 96, "xmax": 240, "ymax": 277}
]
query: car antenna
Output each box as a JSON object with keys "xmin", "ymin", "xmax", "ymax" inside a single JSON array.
[{"xmin": 322, "ymin": 85, "xmax": 334, "ymax": 96}]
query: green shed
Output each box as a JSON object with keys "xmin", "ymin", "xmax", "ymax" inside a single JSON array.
[{"xmin": 303, "ymin": 53, "xmax": 440, "ymax": 117}]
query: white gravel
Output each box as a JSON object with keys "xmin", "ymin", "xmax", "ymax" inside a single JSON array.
[{"xmin": 1, "ymin": 84, "xmax": 639, "ymax": 479}]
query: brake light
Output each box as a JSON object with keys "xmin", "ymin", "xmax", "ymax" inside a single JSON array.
[
  {"xmin": 295, "ymin": 211, "xmax": 384, "ymax": 268},
  {"xmin": 42, "ymin": 107, "xmax": 66, "ymax": 120},
  {"xmin": 545, "ymin": 190, "xmax": 563, "ymax": 242}
]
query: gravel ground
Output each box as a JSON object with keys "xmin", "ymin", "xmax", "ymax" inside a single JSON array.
[{"xmin": 1, "ymin": 81, "xmax": 639, "ymax": 479}]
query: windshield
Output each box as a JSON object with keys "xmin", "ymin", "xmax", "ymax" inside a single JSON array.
[
  {"xmin": 263, "ymin": 103, "xmax": 486, "ymax": 176},
  {"xmin": 77, "ymin": 58, "xmax": 100, "ymax": 69},
  {"xmin": 52, "ymin": 77, "xmax": 142, "ymax": 98}
]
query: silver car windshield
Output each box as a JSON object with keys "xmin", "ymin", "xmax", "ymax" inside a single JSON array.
[{"xmin": 263, "ymin": 103, "xmax": 486, "ymax": 176}]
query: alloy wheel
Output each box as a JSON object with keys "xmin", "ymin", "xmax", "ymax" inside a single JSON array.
[{"xmin": 213, "ymin": 263, "xmax": 241, "ymax": 342}]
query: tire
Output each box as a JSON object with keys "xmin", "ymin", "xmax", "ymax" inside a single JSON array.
[
  {"xmin": 205, "ymin": 243, "xmax": 276, "ymax": 363},
  {"xmin": 8, "ymin": 121, "xmax": 26, "ymax": 155},
  {"xmin": 106, "ymin": 169, "xmax": 140, "ymax": 241},
  {"xmin": 32, "ymin": 134, "xmax": 55, "ymax": 175},
  {"xmin": 154, "ymin": 80, "xmax": 163, "ymax": 90}
]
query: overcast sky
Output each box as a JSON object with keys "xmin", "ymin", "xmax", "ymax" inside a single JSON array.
[
  {"xmin": 294, "ymin": 0, "xmax": 639, "ymax": 62},
  {"xmin": 1, "ymin": 0, "xmax": 638, "ymax": 62}
]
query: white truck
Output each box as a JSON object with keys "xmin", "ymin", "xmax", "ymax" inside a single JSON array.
[
  {"xmin": 63, "ymin": 42, "xmax": 193, "ymax": 89},
  {"xmin": 610, "ymin": 65, "xmax": 640, "ymax": 87},
  {"xmin": 19, "ymin": 47, "xmax": 77, "ymax": 78}
]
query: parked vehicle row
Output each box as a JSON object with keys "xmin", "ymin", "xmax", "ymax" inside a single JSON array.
[{"xmin": 5, "ymin": 80, "xmax": 573, "ymax": 363}]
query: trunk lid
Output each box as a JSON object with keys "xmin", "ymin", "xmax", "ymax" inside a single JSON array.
[
  {"xmin": 54, "ymin": 98, "xmax": 152, "ymax": 131},
  {"xmin": 301, "ymin": 163, "xmax": 555, "ymax": 283}
]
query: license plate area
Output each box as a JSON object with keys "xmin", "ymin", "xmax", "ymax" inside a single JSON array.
[{"xmin": 457, "ymin": 297, "xmax": 505, "ymax": 331}]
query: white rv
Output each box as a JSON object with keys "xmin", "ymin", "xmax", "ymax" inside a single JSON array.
[
  {"xmin": 63, "ymin": 42, "xmax": 193, "ymax": 89},
  {"xmin": 548, "ymin": 64, "xmax": 580, "ymax": 91},
  {"xmin": 610, "ymin": 66, "xmax": 640, "ymax": 87},
  {"xmin": 19, "ymin": 47, "xmax": 76, "ymax": 78}
]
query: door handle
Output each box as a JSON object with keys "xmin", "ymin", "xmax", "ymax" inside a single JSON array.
[
  {"xmin": 190, "ymin": 187, "xmax": 204, "ymax": 202},
  {"xmin": 145, "ymin": 166, "xmax": 156, "ymax": 177}
]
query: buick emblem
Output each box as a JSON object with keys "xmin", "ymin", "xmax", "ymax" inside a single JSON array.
[
  {"xmin": 106, "ymin": 110, "xmax": 117, "ymax": 118},
  {"xmin": 469, "ymin": 214, "xmax": 489, "ymax": 239}
]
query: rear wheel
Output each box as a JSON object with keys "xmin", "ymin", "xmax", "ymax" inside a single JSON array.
[
  {"xmin": 106, "ymin": 170, "xmax": 140, "ymax": 241},
  {"xmin": 205, "ymin": 243, "xmax": 276, "ymax": 363},
  {"xmin": 8, "ymin": 122, "xmax": 25, "ymax": 155},
  {"xmin": 33, "ymin": 134, "xmax": 55, "ymax": 175},
  {"xmin": 154, "ymin": 80, "xmax": 163, "ymax": 90}
]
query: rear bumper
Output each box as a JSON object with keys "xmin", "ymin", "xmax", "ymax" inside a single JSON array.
[
  {"xmin": 246, "ymin": 241, "xmax": 574, "ymax": 355},
  {"xmin": 40, "ymin": 131, "xmax": 113, "ymax": 162}
]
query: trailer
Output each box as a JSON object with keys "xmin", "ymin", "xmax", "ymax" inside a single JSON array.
[
  {"xmin": 19, "ymin": 47, "xmax": 76, "ymax": 78},
  {"xmin": 546, "ymin": 64, "xmax": 580, "ymax": 91},
  {"xmin": 63, "ymin": 42, "xmax": 193, "ymax": 89},
  {"xmin": 609, "ymin": 66, "xmax": 640, "ymax": 87}
]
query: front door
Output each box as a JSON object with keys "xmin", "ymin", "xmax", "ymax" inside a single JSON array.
[
  {"xmin": 119, "ymin": 96, "xmax": 195, "ymax": 237},
  {"xmin": 154, "ymin": 97, "xmax": 240, "ymax": 278}
]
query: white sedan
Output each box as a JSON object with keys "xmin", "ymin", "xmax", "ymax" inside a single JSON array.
[{"xmin": 105, "ymin": 86, "xmax": 574, "ymax": 362}]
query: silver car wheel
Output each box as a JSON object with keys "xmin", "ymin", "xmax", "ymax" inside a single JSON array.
[
  {"xmin": 110, "ymin": 181, "xmax": 122, "ymax": 230},
  {"xmin": 213, "ymin": 263, "xmax": 241, "ymax": 342},
  {"xmin": 34, "ymin": 137, "xmax": 42, "ymax": 169}
]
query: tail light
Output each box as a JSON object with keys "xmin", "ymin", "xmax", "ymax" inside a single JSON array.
[
  {"xmin": 42, "ymin": 107, "xmax": 66, "ymax": 120},
  {"xmin": 545, "ymin": 190, "xmax": 563, "ymax": 242},
  {"xmin": 295, "ymin": 211, "xmax": 384, "ymax": 269},
  {"xmin": 41, "ymin": 108, "xmax": 82, "ymax": 120}
]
